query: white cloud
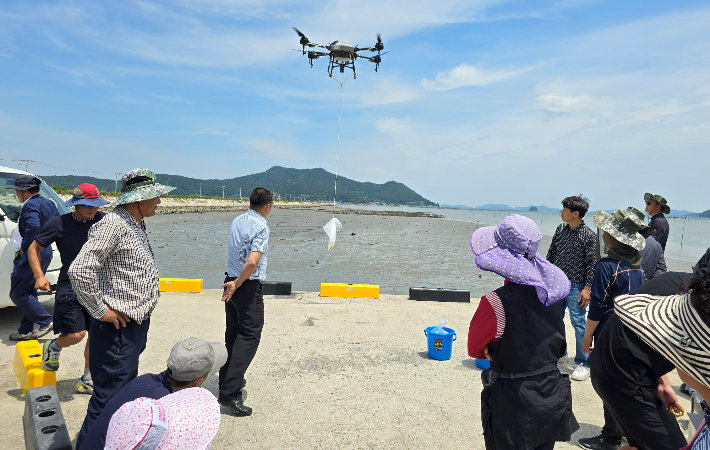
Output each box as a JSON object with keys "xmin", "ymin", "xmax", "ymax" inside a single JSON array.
[
  {"xmin": 421, "ymin": 64, "xmax": 531, "ymax": 91},
  {"xmin": 537, "ymin": 93, "xmax": 595, "ymax": 112}
]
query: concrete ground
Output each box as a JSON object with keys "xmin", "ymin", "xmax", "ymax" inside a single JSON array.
[{"xmin": 1, "ymin": 291, "xmax": 694, "ymax": 450}]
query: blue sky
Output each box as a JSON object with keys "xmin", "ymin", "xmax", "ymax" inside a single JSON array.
[{"xmin": 1, "ymin": 0, "xmax": 709, "ymax": 211}]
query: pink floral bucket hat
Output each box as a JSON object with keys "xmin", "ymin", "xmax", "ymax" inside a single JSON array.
[{"xmin": 105, "ymin": 387, "xmax": 220, "ymax": 450}]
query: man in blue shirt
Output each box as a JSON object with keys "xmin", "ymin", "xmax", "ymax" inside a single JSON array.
[
  {"xmin": 9, "ymin": 176, "xmax": 58, "ymax": 341},
  {"xmin": 218, "ymin": 187, "xmax": 273, "ymax": 417},
  {"xmin": 644, "ymin": 192, "xmax": 670, "ymax": 251}
]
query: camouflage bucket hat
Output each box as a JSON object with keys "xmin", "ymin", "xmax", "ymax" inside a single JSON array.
[
  {"xmin": 593, "ymin": 209, "xmax": 646, "ymax": 251},
  {"xmin": 644, "ymin": 193, "xmax": 670, "ymax": 214},
  {"xmin": 111, "ymin": 168, "xmax": 176, "ymax": 207}
]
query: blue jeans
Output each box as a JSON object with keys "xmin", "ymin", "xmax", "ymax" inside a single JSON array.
[
  {"xmin": 10, "ymin": 258, "xmax": 53, "ymax": 334},
  {"xmin": 75, "ymin": 317, "xmax": 150, "ymax": 449},
  {"xmin": 559, "ymin": 283, "xmax": 588, "ymax": 367}
]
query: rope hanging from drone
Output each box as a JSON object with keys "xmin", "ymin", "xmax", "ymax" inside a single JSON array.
[
  {"xmin": 291, "ymin": 28, "xmax": 384, "ymax": 249},
  {"xmin": 331, "ymin": 73, "xmax": 353, "ymax": 217}
]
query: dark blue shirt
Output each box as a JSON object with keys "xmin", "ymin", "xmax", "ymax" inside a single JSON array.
[
  {"xmin": 649, "ymin": 213, "xmax": 669, "ymax": 251},
  {"xmin": 17, "ymin": 194, "xmax": 58, "ymax": 265},
  {"xmin": 78, "ymin": 371, "xmax": 173, "ymax": 450},
  {"xmin": 34, "ymin": 212, "xmax": 105, "ymax": 295},
  {"xmin": 588, "ymin": 258, "xmax": 646, "ymax": 337}
]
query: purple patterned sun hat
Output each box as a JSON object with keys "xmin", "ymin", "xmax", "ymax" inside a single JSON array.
[{"xmin": 470, "ymin": 214, "xmax": 571, "ymax": 305}]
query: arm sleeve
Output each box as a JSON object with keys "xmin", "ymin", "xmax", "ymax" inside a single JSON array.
[
  {"xmin": 546, "ymin": 226, "xmax": 559, "ymax": 263},
  {"xmin": 20, "ymin": 204, "xmax": 42, "ymax": 252},
  {"xmin": 467, "ymin": 294, "xmax": 506, "ymax": 359},
  {"xmin": 694, "ymin": 248, "xmax": 710, "ymax": 276},
  {"xmin": 655, "ymin": 250, "xmax": 667, "ymax": 279},
  {"xmin": 69, "ymin": 220, "xmax": 121, "ymax": 319},
  {"xmin": 250, "ymin": 227, "xmax": 269, "ymax": 253},
  {"xmin": 588, "ymin": 261, "xmax": 612, "ymax": 321},
  {"xmin": 33, "ymin": 217, "xmax": 60, "ymax": 249},
  {"xmin": 584, "ymin": 232, "xmax": 597, "ymax": 287}
]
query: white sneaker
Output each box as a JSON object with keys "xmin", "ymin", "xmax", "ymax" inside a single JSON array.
[{"xmin": 571, "ymin": 364, "xmax": 590, "ymax": 381}]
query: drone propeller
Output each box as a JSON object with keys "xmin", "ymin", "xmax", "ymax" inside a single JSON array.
[
  {"xmin": 375, "ymin": 33, "xmax": 384, "ymax": 53},
  {"xmin": 292, "ymin": 27, "xmax": 310, "ymax": 53}
]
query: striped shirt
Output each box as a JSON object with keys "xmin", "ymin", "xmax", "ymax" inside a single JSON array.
[
  {"xmin": 546, "ymin": 222, "xmax": 597, "ymax": 286},
  {"xmin": 69, "ymin": 206, "xmax": 160, "ymax": 323},
  {"xmin": 227, "ymin": 209, "xmax": 269, "ymax": 280}
]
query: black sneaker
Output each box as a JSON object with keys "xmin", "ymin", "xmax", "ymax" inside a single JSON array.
[{"xmin": 578, "ymin": 435, "xmax": 620, "ymax": 450}]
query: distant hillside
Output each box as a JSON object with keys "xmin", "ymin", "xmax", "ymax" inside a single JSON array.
[
  {"xmin": 41, "ymin": 166, "xmax": 437, "ymax": 206},
  {"xmin": 701, "ymin": 209, "xmax": 710, "ymax": 218},
  {"xmin": 440, "ymin": 203, "xmax": 560, "ymax": 212}
]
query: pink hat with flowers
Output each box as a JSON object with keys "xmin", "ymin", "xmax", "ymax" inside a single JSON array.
[{"xmin": 105, "ymin": 388, "xmax": 220, "ymax": 450}]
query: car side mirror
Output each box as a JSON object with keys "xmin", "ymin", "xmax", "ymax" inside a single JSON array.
[{"xmin": 0, "ymin": 214, "xmax": 5, "ymax": 221}]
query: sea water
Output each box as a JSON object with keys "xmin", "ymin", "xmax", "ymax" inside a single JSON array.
[{"xmin": 145, "ymin": 206, "xmax": 708, "ymax": 296}]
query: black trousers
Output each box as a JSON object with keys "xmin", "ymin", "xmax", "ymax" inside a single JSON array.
[
  {"xmin": 219, "ymin": 278, "xmax": 264, "ymax": 399},
  {"xmin": 591, "ymin": 374, "xmax": 686, "ymax": 450},
  {"xmin": 601, "ymin": 404, "xmax": 623, "ymax": 445}
]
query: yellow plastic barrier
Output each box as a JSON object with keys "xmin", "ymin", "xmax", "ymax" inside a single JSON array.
[
  {"xmin": 320, "ymin": 283, "xmax": 380, "ymax": 299},
  {"xmin": 13, "ymin": 341, "xmax": 56, "ymax": 396},
  {"xmin": 159, "ymin": 278, "xmax": 203, "ymax": 293}
]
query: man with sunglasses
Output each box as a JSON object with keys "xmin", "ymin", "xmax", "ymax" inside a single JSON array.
[
  {"xmin": 28, "ymin": 183, "xmax": 109, "ymax": 393},
  {"xmin": 644, "ymin": 193, "xmax": 670, "ymax": 251}
]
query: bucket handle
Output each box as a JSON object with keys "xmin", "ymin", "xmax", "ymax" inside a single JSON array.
[{"xmin": 452, "ymin": 334, "xmax": 457, "ymax": 341}]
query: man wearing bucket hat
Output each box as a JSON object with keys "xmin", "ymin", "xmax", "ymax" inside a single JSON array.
[
  {"xmin": 625, "ymin": 206, "xmax": 667, "ymax": 281},
  {"xmin": 582, "ymin": 270, "xmax": 710, "ymax": 450},
  {"xmin": 467, "ymin": 214, "xmax": 579, "ymax": 450},
  {"xmin": 78, "ymin": 337, "xmax": 227, "ymax": 450},
  {"xmin": 27, "ymin": 183, "xmax": 109, "ymax": 394},
  {"xmin": 70, "ymin": 168, "xmax": 175, "ymax": 447},
  {"xmin": 104, "ymin": 388, "xmax": 220, "ymax": 450},
  {"xmin": 8, "ymin": 175, "xmax": 59, "ymax": 341},
  {"xmin": 644, "ymin": 193, "xmax": 670, "ymax": 251},
  {"xmin": 578, "ymin": 209, "xmax": 646, "ymax": 450}
]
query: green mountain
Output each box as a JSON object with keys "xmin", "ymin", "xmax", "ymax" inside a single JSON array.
[
  {"xmin": 40, "ymin": 166, "xmax": 437, "ymax": 206},
  {"xmin": 701, "ymin": 209, "xmax": 710, "ymax": 218}
]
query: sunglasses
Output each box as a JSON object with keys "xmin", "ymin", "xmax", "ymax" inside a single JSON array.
[
  {"xmin": 645, "ymin": 201, "xmax": 653, "ymax": 206},
  {"xmin": 78, "ymin": 204, "xmax": 97, "ymax": 208}
]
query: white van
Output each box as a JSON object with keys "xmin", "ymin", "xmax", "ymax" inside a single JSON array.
[{"xmin": 0, "ymin": 166, "xmax": 67, "ymax": 307}]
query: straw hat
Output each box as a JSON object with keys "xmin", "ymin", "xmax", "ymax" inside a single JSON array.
[{"xmin": 616, "ymin": 292, "xmax": 710, "ymax": 388}]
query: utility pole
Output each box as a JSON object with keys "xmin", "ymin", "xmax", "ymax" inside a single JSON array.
[
  {"xmin": 222, "ymin": 186, "xmax": 225, "ymax": 198},
  {"xmin": 199, "ymin": 183, "xmax": 202, "ymax": 197},
  {"xmin": 112, "ymin": 172, "xmax": 121, "ymax": 192},
  {"xmin": 239, "ymin": 188, "xmax": 242, "ymax": 199}
]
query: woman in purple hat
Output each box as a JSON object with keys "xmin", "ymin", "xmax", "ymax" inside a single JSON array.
[{"xmin": 467, "ymin": 214, "xmax": 578, "ymax": 450}]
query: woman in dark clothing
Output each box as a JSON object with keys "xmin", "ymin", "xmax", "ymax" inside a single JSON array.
[{"xmin": 468, "ymin": 214, "xmax": 579, "ymax": 450}]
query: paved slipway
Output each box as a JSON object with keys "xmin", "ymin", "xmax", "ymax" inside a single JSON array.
[{"xmin": 0, "ymin": 291, "xmax": 693, "ymax": 450}]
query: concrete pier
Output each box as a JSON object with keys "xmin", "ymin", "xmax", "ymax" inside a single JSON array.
[{"xmin": 0, "ymin": 291, "xmax": 693, "ymax": 449}]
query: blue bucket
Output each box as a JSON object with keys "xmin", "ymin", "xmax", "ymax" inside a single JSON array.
[
  {"xmin": 424, "ymin": 326, "xmax": 457, "ymax": 360},
  {"xmin": 475, "ymin": 358, "xmax": 490, "ymax": 369}
]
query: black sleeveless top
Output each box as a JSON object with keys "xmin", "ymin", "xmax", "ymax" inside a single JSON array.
[{"xmin": 480, "ymin": 282, "xmax": 579, "ymax": 450}]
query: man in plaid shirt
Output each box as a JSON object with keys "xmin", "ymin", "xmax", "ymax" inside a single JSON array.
[{"xmin": 70, "ymin": 168, "xmax": 174, "ymax": 449}]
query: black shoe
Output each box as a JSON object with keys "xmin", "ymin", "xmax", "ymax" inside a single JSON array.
[
  {"xmin": 218, "ymin": 395, "xmax": 252, "ymax": 416},
  {"xmin": 578, "ymin": 435, "xmax": 620, "ymax": 450}
]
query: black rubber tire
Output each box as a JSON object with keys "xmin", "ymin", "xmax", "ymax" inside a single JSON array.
[
  {"xmin": 408, "ymin": 287, "xmax": 470, "ymax": 303},
  {"xmin": 262, "ymin": 282, "xmax": 292, "ymax": 296}
]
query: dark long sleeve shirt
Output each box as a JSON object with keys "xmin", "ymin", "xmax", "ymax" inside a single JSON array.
[
  {"xmin": 546, "ymin": 222, "xmax": 597, "ymax": 286},
  {"xmin": 16, "ymin": 193, "xmax": 58, "ymax": 265},
  {"xmin": 694, "ymin": 247, "xmax": 710, "ymax": 276},
  {"xmin": 639, "ymin": 236, "xmax": 667, "ymax": 280},
  {"xmin": 588, "ymin": 258, "xmax": 646, "ymax": 337},
  {"xmin": 649, "ymin": 213, "xmax": 670, "ymax": 251}
]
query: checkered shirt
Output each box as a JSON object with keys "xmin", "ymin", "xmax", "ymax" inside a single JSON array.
[{"xmin": 69, "ymin": 206, "xmax": 160, "ymax": 323}]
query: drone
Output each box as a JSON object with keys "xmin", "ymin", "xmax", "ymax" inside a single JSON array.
[{"xmin": 292, "ymin": 28, "xmax": 387, "ymax": 79}]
